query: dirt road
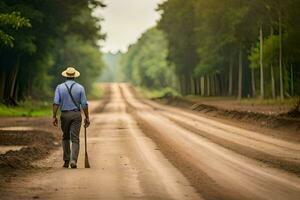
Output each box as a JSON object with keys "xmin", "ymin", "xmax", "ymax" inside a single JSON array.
[{"xmin": 1, "ymin": 83, "xmax": 300, "ymax": 200}]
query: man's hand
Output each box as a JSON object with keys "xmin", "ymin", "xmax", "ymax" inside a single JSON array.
[
  {"xmin": 83, "ymin": 106, "xmax": 90, "ymax": 128},
  {"xmin": 52, "ymin": 104, "xmax": 59, "ymax": 127},
  {"xmin": 84, "ymin": 118, "xmax": 90, "ymax": 128},
  {"xmin": 52, "ymin": 117, "xmax": 58, "ymax": 127}
]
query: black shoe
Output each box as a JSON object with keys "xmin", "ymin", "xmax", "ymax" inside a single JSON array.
[
  {"xmin": 63, "ymin": 160, "xmax": 69, "ymax": 168},
  {"xmin": 70, "ymin": 160, "xmax": 77, "ymax": 169}
]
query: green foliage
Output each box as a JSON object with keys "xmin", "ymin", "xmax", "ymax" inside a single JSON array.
[
  {"xmin": 121, "ymin": 28, "xmax": 176, "ymax": 89},
  {"xmin": 249, "ymin": 35, "xmax": 280, "ymax": 69},
  {"xmin": 0, "ymin": 0, "xmax": 106, "ymax": 104},
  {"xmin": 0, "ymin": 30, "xmax": 13, "ymax": 47},
  {"xmin": 31, "ymin": 53, "xmax": 54, "ymax": 99},
  {"xmin": 88, "ymin": 83, "xmax": 103, "ymax": 100},
  {"xmin": 137, "ymin": 87, "xmax": 181, "ymax": 99},
  {"xmin": 0, "ymin": 11, "xmax": 31, "ymax": 47},
  {"xmin": 100, "ymin": 52, "xmax": 123, "ymax": 82},
  {"xmin": 157, "ymin": 0, "xmax": 300, "ymax": 98},
  {"xmin": 158, "ymin": 0, "xmax": 198, "ymax": 76},
  {"xmin": 51, "ymin": 35, "xmax": 104, "ymax": 93},
  {"xmin": 0, "ymin": 12, "xmax": 31, "ymax": 29}
]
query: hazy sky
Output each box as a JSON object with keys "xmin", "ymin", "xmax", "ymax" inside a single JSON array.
[{"xmin": 94, "ymin": 0, "xmax": 163, "ymax": 53}]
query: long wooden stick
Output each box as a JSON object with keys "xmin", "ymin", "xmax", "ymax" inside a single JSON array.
[{"xmin": 84, "ymin": 127, "xmax": 90, "ymax": 168}]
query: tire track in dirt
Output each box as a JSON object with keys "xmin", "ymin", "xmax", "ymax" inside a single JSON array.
[
  {"xmin": 119, "ymin": 83, "xmax": 300, "ymax": 200},
  {"xmin": 162, "ymin": 116, "xmax": 300, "ymax": 176},
  {"xmin": 119, "ymin": 85, "xmax": 240, "ymax": 200},
  {"xmin": 128, "ymin": 86, "xmax": 300, "ymax": 176}
]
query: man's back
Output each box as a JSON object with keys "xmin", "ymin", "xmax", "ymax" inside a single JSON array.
[
  {"xmin": 52, "ymin": 67, "xmax": 90, "ymax": 169},
  {"xmin": 54, "ymin": 80, "xmax": 88, "ymax": 111}
]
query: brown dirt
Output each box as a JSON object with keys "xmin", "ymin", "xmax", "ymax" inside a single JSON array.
[
  {"xmin": 121, "ymin": 85, "xmax": 226, "ymax": 200},
  {"xmin": 192, "ymin": 103, "xmax": 300, "ymax": 129},
  {"xmin": 1, "ymin": 84, "xmax": 300, "ymax": 200},
  {"xmin": 132, "ymin": 89, "xmax": 300, "ymax": 176},
  {"xmin": 147, "ymin": 94, "xmax": 300, "ymax": 141},
  {"xmin": 0, "ymin": 85, "xmax": 110, "ymax": 173},
  {"xmin": 120, "ymin": 84, "xmax": 300, "ymax": 200},
  {"xmin": 0, "ymin": 85, "xmax": 110, "ymax": 172},
  {"xmin": 0, "ymin": 83, "xmax": 202, "ymax": 200},
  {"xmin": 90, "ymin": 83, "xmax": 111, "ymax": 113},
  {"xmin": 167, "ymin": 117, "xmax": 300, "ymax": 175},
  {"xmin": 0, "ymin": 127, "xmax": 60, "ymax": 170},
  {"xmin": 176, "ymin": 96, "xmax": 295, "ymax": 115},
  {"xmin": 132, "ymin": 112, "xmax": 235, "ymax": 200}
]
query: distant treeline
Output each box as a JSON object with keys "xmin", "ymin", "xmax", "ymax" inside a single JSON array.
[
  {"xmin": 122, "ymin": 0, "xmax": 300, "ymax": 100},
  {"xmin": 121, "ymin": 28, "xmax": 176, "ymax": 89},
  {"xmin": 100, "ymin": 52, "xmax": 123, "ymax": 83},
  {"xmin": 0, "ymin": 0, "xmax": 105, "ymax": 105}
]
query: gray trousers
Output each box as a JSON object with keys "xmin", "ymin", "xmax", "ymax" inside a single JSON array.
[{"xmin": 60, "ymin": 111, "xmax": 82, "ymax": 162}]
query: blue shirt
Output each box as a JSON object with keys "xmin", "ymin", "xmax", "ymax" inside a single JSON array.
[{"xmin": 54, "ymin": 80, "xmax": 88, "ymax": 111}]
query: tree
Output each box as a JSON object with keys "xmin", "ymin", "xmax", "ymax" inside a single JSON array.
[
  {"xmin": 0, "ymin": 0, "xmax": 106, "ymax": 103},
  {"xmin": 158, "ymin": 0, "xmax": 198, "ymax": 95},
  {"xmin": 0, "ymin": 11, "xmax": 31, "ymax": 47},
  {"xmin": 121, "ymin": 28, "xmax": 176, "ymax": 89},
  {"xmin": 152, "ymin": 0, "xmax": 300, "ymax": 100}
]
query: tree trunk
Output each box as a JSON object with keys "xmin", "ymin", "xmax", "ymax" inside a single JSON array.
[
  {"xmin": 270, "ymin": 65, "xmax": 276, "ymax": 99},
  {"xmin": 260, "ymin": 24, "xmax": 264, "ymax": 99},
  {"xmin": 9, "ymin": 63, "xmax": 19, "ymax": 98},
  {"xmin": 291, "ymin": 64, "xmax": 294, "ymax": 96},
  {"xmin": 185, "ymin": 75, "xmax": 190, "ymax": 95},
  {"xmin": 194, "ymin": 78, "xmax": 198, "ymax": 95},
  {"xmin": 180, "ymin": 75, "xmax": 185, "ymax": 95},
  {"xmin": 0, "ymin": 68, "xmax": 5, "ymax": 101},
  {"xmin": 207, "ymin": 75, "xmax": 210, "ymax": 96},
  {"xmin": 4, "ymin": 61, "xmax": 19, "ymax": 105},
  {"xmin": 211, "ymin": 75, "xmax": 215, "ymax": 96},
  {"xmin": 228, "ymin": 60, "xmax": 233, "ymax": 96},
  {"xmin": 251, "ymin": 68, "xmax": 256, "ymax": 98},
  {"xmin": 190, "ymin": 76, "xmax": 195, "ymax": 95},
  {"xmin": 13, "ymin": 83, "xmax": 19, "ymax": 101},
  {"xmin": 279, "ymin": 13, "xmax": 284, "ymax": 100},
  {"xmin": 237, "ymin": 46, "xmax": 243, "ymax": 100},
  {"xmin": 201, "ymin": 76, "xmax": 205, "ymax": 96},
  {"xmin": 216, "ymin": 74, "xmax": 221, "ymax": 96},
  {"xmin": 195, "ymin": 77, "xmax": 199, "ymax": 95},
  {"xmin": 197, "ymin": 78, "xmax": 201, "ymax": 95},
  {"xmin": 196, "ymin": 78, "xmax": 199, "ymax": 95},
  {"xmin": 270, "ymin": 26, "xmax": 276, "ymax": 99}
]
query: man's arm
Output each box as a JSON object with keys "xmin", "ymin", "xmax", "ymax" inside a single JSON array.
[
  {"xmin": 52, "ymin": 104, "xmax": 59, "ymax": 126},
  {"xmin": 80, "ymin": 87, "xmax": 90, "ymax": 128},
  {"xmin": 53, "ymin": 86, "xmax": 60, "ymax": 127}
]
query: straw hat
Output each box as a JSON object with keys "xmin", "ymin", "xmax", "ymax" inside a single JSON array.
[{"xmin": 61, "ymin": 67, "xmax": 80, "ymax": 78}]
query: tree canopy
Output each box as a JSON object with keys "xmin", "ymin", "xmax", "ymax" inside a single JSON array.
[
  {"xmin": 0, "ymin": 0, "xmax": 105, "ymax": 104},
  {"xmin": 121, "ymin": 28, "xmax": 176, "ymax": 89},
  {"xmin": 154, "ymin": 0, "xmax": 300, "ymax": 99}
]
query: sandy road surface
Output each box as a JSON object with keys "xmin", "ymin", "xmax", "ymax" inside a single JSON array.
[
  {"xmin": 0, "ymin": 84, "xmax": 200, "ymax": 200},
  {"xmin": 1, "ymin": 83, "xmax": 300, "ymax": 200},
  {"xmin": 120, "ymin": 84, "xmax": 300, "ymax": 200}
]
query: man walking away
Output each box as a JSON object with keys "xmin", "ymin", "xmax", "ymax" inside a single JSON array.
[{"xmin": 52, "ymin": 67, "xmax": 90, "ymax": 168}]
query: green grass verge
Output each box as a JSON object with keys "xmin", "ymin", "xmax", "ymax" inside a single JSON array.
[
  {"xmin": 136, "ymin": 87, "xmax": 181, "ymax": 99},
  {"xmin": 0, "ymin": 83, "xmax": 104, "ymax": 117},
  {"xmin": 184, "ymin": 95, "xmax": 298, "ymax": 107},
  {"xmin": 88, "ymin": 83, "xmax": 103, "ymax": 100},
  {"xmin": 0, "ymin": 101, "xmax": 52, "ymax": 117},
  {"xmin": 240, "ymin": 98, "xmax": 298, "ymax": 106}
]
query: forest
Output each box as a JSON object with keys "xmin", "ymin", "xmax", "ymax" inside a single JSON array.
[
  {"xmin": 0, "ymin": 0, "xmax": 105, "ymax": 105},
  {"xmin": 1, "ymin": 0, "xmax": 300, "ymax": 105},
  {"xmin": 121, "ymin": 0, "xmax": 300, "ymax": 102}
]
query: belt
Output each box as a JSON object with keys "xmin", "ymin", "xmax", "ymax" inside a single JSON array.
[{"xmin": 61, "ymin": 109, "xmax": 80, "ymax": 113}]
